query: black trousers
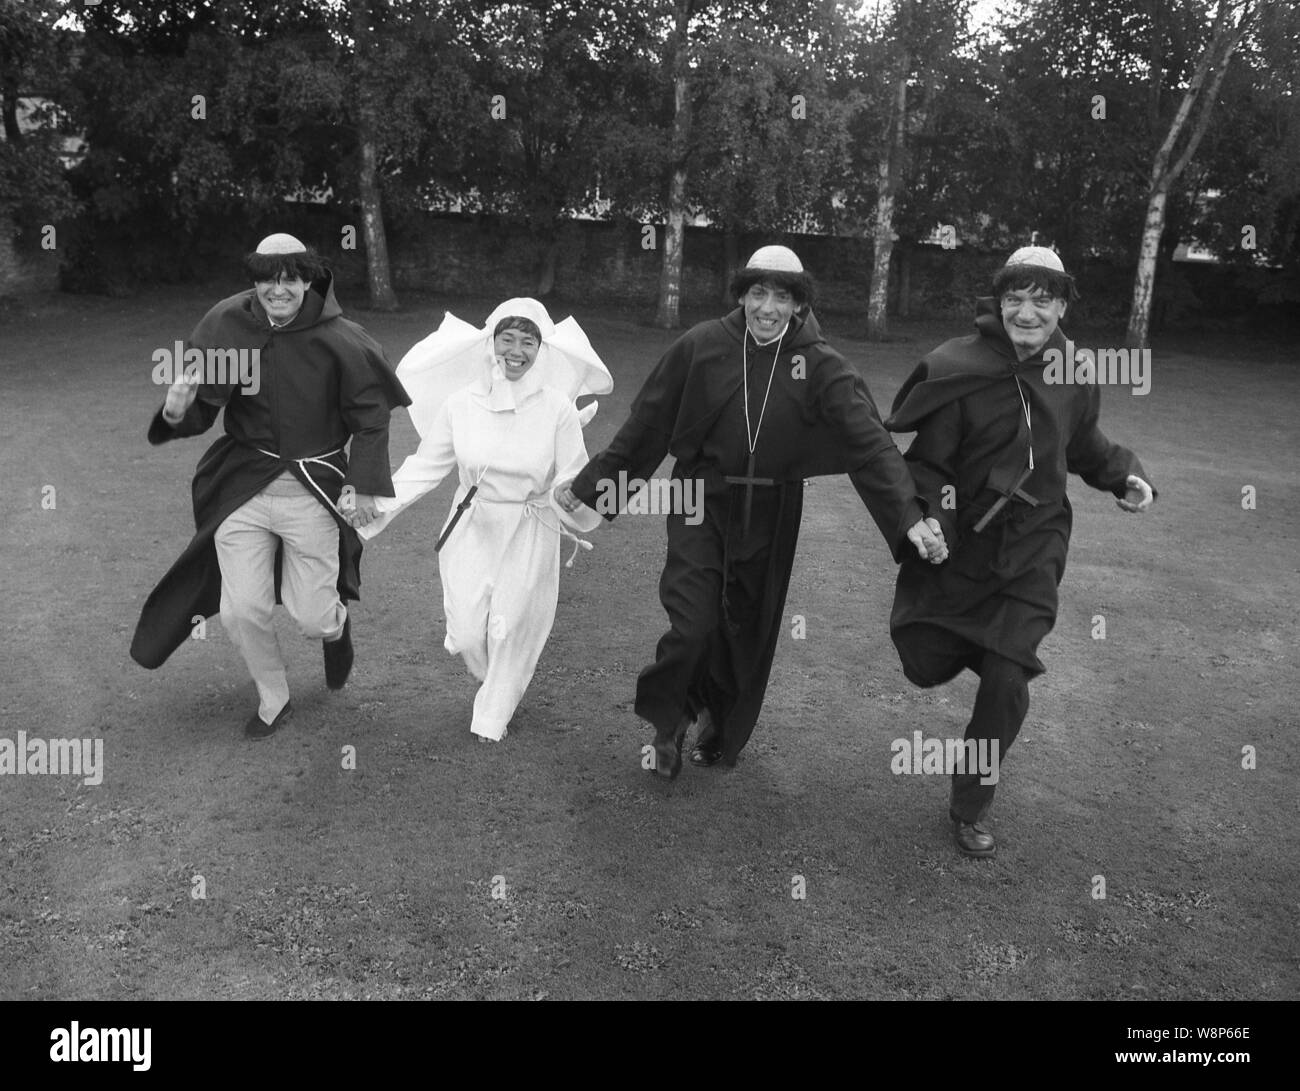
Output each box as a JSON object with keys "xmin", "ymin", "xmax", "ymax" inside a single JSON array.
[{"xmin": 893, "ymin": 623, "xmax": 1031, "ymax": 822}]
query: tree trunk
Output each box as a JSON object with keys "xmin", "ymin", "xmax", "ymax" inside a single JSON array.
[
  {"xmin": 866, "ymin": 58, "xmax": 908, "ymax": 340},
  {"xmin": 1126, "ymin": 184, "xmax": 1168, "ymax": 348},
  {"xmin": 897, "ymin": 240, "xmax": 912, "ymax": 318},
  {"xmin": 720, "ymin": 224, "xmax": 739, "ymax": 307},
  {"xmin": 656, "ymin": 167, "xmax": 686, "ymax": 328},
  {"xmin": 655, "ymin": 1, "xmax": 693, "ymax": 329},
  {"xmin": 535, "ymin": 234, "xmax": 559, "ymax": 297},
  {"xmin": 1125, "ymin": 0, "xmax": 1253, "ymax": 347},
  {"xmin": 353, "ymin": 1, "xmax": 398, "ymax": 311},
  {"xmin": 357, "ymin": 131, "xmax": 399, "ymax": 311},
  {"xmin": 2, "ymin": 73, "xmax": 22, "ymax": 144}
]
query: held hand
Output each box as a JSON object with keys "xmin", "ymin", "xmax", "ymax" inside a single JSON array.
[
  {"xmin": 906, "ymin": 517, "xmax": 949, "ymax": 565},
  {"xmin": 925, "ymin": 517, "xmax": 947, "ymax": 556},
  {"xmin": 162, "ymin": 375, "xmax": 199, "ymax": 423},
  {"xmin": 1116, "ymin": 475, "xmax": 1153, "ymax": 513},
  {"xmin": 340, "ymin": 494, "xmax": 379, "ymax": 527},
  {"xmin": 553, "ymin": 482, "xmax": 580, "ymax": 514}
]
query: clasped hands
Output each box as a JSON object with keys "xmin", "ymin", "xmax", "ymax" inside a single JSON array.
[
  {"xmin": 554, "ymin": 479, "xmax": 949, "ymax": 565},
  {"xmin": 338, "ymin": 490, "xmax": 380, "ymax": 528},
  {"xmin": 554, "ymin": 482, "xmax": 581, "ymax": 514},
  {"xmin": 908, "ymin": 517, "xmax": 948, "ymax": 564}
]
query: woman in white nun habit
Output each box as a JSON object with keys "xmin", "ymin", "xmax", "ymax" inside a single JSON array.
[{"xmin": 350, "ymin": 298, "xmax": 611, "ymax": 741}]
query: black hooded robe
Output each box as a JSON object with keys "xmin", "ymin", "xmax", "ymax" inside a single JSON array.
[
  {"xmin": 130, "ymin": 274, "xmax": 410, "ymax": 670},
  {"xmin": 571, "ymin": 308, "xmax": 923, "ymax": 762},
  {"xmin": 886, "ymin": 298, "xmax": 1156, "ymax": 678}
]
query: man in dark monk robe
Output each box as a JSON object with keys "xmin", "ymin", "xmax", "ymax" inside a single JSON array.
[
  {"xmin": 130, "ymin": 233, "xmax": 409, "ymax": 739},
  {"xmin": 555, "ymin": 245, "xmax": 948, "ymax": 778},
  {"xmin": 886, "ymin": 246, "xmax": 1156, "ymax": 857}
]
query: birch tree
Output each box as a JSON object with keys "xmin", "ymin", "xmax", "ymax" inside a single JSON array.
[
  {"xmin": 862, "ymin": 0, "xmax": 969, "ymax": 339},
  {"xmin": 654, "ymin": 0, "xmax": 695, "ymax": 328},
  {"xmin": 351, "ymin": 0, "xmax": 398, "ymax": 310},
  {"xmin": 1125, "ymin": 0, "xmax": 1256, "ymax": 347},
  {"xmin": 865, "ymin": 0, "xmax": 911, "ymax": 339}
]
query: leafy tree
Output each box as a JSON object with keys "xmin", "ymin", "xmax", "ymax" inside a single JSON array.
[
  {"xmin": 61, "ymin": 0, "xmax": 464, "ymax": 302},
  {"xmin": 594, "ymin": 0, "xmax": 855, "ymax": 328},
  {"xmin": 689, "ymin": 15, "xmax": 856, "ymax": 303},
  {"xmin": 834, "ymin": 0, "xmax": 977, "ymax": 337},
  {"xmin": 990, "ymin": 0, "xmax": 1293, "ymax": 340},
  {"xmin": 0, "ymin": 0, "xmax": 80, "ymax": 253},
  {"xmin": 435, "ymin": 1, "xmax": 636, "ymax": 297}
]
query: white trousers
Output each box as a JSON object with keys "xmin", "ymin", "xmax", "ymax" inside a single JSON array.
[{"xmin": 214, "ymin": 472, "xmax": 346, "ymax": 723}]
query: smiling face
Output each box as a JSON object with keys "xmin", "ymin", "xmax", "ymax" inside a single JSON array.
[
  {"xmin": 493, "ymin": 326, "xmax": 541, "ymax": 381},
  {"xmin": 255, "ymin": 273, "xmax": 310, "ymax": 325},
  {"xmin": 741, "ymin": 281, "xmax": 796, "ymax": 343},
  {"xmin": 1000, "ymin": 286, "xmax": 1067, "ymax": 360}
]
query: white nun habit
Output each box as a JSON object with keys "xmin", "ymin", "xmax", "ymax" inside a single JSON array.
[{"xmin": 359, "ymin": 298, "xmax": 611, "ymax": 741}]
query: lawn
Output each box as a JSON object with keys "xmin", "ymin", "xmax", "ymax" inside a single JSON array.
[{"xmin": 1, "ymin": 285, "xmax": 1296, "ymax": 1000}]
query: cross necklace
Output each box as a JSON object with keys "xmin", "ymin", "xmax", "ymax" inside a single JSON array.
[{"xmin": 724, "ymin": 323, "xmax": 787, "ymax": 533}]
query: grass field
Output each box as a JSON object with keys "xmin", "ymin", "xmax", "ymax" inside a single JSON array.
[{"xmin": 2, "ymin": 286, "xmax": 1297, "ymax": 1000}]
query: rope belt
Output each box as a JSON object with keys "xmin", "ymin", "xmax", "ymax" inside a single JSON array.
[
  {"xmin": 463, "ymin": 493, "xmax": 594, "ymax": 568},
  {"xmin": 253, "ymin": 445, "xmax": 347, "ymax": 517}
]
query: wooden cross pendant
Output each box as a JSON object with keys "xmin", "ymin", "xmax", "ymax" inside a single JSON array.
[
  {"xmin": 724, "ymin": 451, "xmax": 775, "ymax": 534},
  {"xmin": 971, "ymin": 464, "xmax": 1035, "ymax": 534}
]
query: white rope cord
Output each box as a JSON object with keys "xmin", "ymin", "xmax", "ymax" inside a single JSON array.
[
  {"xmin": 742, "ymin": 323, "xmax": 788, "ymax": 458},
  {"xmin": 472, "ymin": 493, "xmax": 593, "ymax": 568},
  {"xmin": 255, "ymin": 445, "xmax": 348, "ymax": 515},
  {"xmin": 1012, "ymin": 374, "xmax": 1034, "ymax": 471},
  {"xmin": 524, "ymin": 498, "xmax": 593, "ymax": 568}
]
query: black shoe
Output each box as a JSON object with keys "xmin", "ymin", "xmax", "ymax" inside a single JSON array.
[
  {"xmin": 689, "ymin": 744, "xmax": 723, "ymax": 766},
  {"xmin": 324, "ymin": 615, "xmax": 353, "ymax": 690},
  {"xmin": 652, "ymin": 715, "xmax": 690, "ymax": 780},
  {"xmin": 952, "ymin": 816, "xmax": 996, "ymax": 858},
  {"xmin": 244, "ymin": 701, "xmax": 293, "ymax": 740},
  {"xmin": 689, "ymin": 710, "xmax": 723, "ymax": 766}
]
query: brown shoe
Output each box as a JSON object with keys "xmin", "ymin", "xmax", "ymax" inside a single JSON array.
[{"xmin": 952, "ymin": 817, "xmax": 996, "ymax": 858}]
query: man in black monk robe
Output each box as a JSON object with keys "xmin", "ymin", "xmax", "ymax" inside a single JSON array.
[
  {"xmin": 887, "ymin": 246, "xmax": 1155, "ymax": 857},
  {"xmin": 131, "ymin": 234, "xmax": 409, "ymax": 739},
  {"xmin": 556, "ymin": 246, "xmax": 947, "ymax": 777}
]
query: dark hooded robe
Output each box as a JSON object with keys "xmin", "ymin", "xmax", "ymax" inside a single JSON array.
[
  {"xmin": 570, "ymin": 307, "xmax": 923, "ymax": 762},
  {"xmin": 886, "ymin": 297, "xmax": 1155, "ymax": 676},
  {"xmin": 130, "ymin": 273, "xmax": 410, "ymax": 670}
]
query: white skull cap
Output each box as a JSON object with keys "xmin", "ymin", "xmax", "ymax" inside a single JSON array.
[
  {"xmin": 255, "ymin": 233, "xmax": 307, "ymax": 255},
  {"xmin": 744, "ymin": 245, "xmax": 804, "ymax": 273},
  {"xmin": 1005, "ymin": 245, "xmax": 1065, "ymax": 272}
]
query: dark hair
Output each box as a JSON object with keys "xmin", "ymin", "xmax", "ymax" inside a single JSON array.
[
  {"xmin": 493, "ymin": 316, "xmax": 542, "ymax": 341},
  {"xmin": 729, "ymin": 269, "xmax": 817, "ymax": 310},
  {"xmin": 242, "ymin": 246, "xmax": 328, "ymax": 285},
  {"xmin": 993, "ymin": 263, "xmax": 1079, "ymax": 304}
]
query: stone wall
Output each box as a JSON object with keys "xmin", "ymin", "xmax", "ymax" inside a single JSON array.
[
  {"xmin": 348, "ymin": 212, "xmax": 1001, "ymax": 319},
  {"xmin": 19, "ymin": 203, "xmax": 1294, "ymax": 332}
]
